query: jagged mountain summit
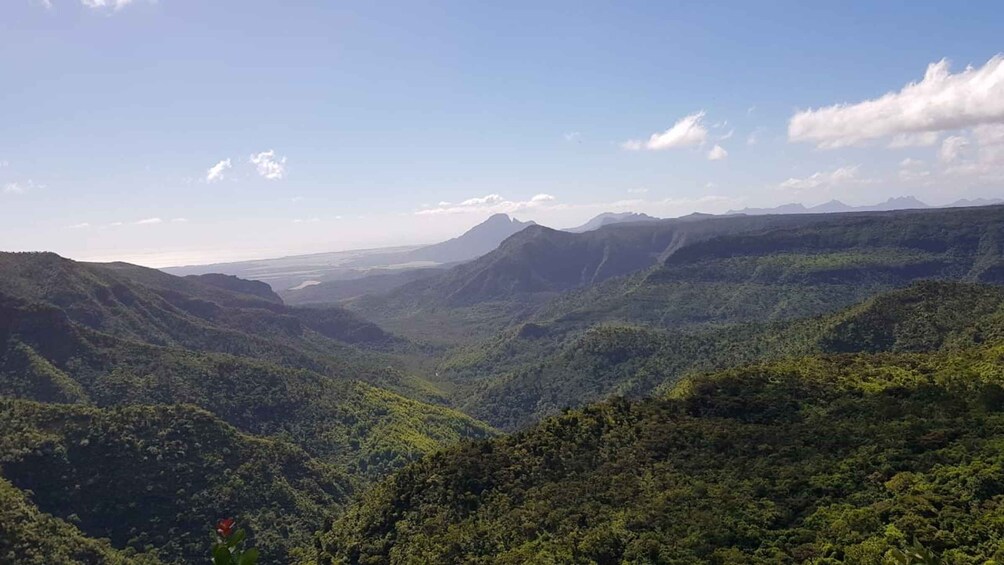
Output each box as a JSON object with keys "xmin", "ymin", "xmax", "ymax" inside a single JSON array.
[{"xmin": 565, "ymin": 212, "xmax": 661, "ymax": 233}]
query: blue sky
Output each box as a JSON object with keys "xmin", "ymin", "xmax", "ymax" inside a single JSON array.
[{"xmin": 2, "ymin": 1, "xmax": 1003, "ymax": 266}]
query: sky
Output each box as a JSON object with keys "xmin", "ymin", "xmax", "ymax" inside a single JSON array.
[{"xmin": 2, "ymin": 1, "xmax": 1003, "ymax": 267}]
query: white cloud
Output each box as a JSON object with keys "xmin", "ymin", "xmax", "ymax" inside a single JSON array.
[
  {"xmin": 0, "ymin": 160, "xmax": 8, "ymax": 168},
  {"xmin": 718, "ymin": 129, "xmax": 735, "ymax": 141},
  {"xmin": 250, "ymin": 150, "xmax": 287, "ymax": 180},
  {"xmin": 135, "ymin": 217, "xmax": 163, "ymax": 225},
  {"xmin": 938, "ymin": 124, "xmax": 1004, "ymax": 182},
  {"xmin": 939, "ymin": 135, "xmax": 971, "ymax": 163},
  {"xmin": 898, "ymin": 158, "xmax": 931, "ymax": 182},
  {"xmin": 292, "ymin": 218, "xmax": 321, "ymax": 223},
  {"xmin": 622, "ymin": 111, "xmax": 708, "ymax": 151},
  {"xmin": 564, "ymin": 132, "xmax": 581, "ymax": 142},
  {"xmin": 779, "ymin": 165, "xmax": 861, "ymax": 192},
  {"xmin": 81, "ymin": 0, "xmax": 137, "ymax": 10},
  {"xmin": 416, "ymin": 193, "xmax": 559, "ymax": 216},
  {"xmin": 205, "ymin": 158, "xmax": 232, "ymax": 183},
  {"xmin": 888, "ymin": 132, "xmax": 940, "ymax": 148},
  {"xmin": 789, "ymin": 55, "xmax": 1004, "ymax": 148},
  {"xmin": 3, "ymin": 180, "xmax": 41, "ymax": 194},
  {"xmin": 67, "ymin": 222, "xmax": 91, "ymax": 229},
  {"xmin": 627, "ymin": 187, "xmax": 649, "ymax": 194},
  {"xmin": 707, "ymin": 144, "xmax": 728, "ymax": 161},
  {"xmin": 459, "ymin": 194, "xmax": 504, "ymax": 206}
]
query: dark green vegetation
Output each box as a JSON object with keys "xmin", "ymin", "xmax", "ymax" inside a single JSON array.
[
  {"xmin": 6, "ymin": 205, "xmax": 1004, "ymax": 563},
  {"xmin": 319, "ymin": 342, "xmax": 1004, "ymax": 564},
  {"xmin": 450, "ymin": 281, "xmax": 1004, "ymax": 430},
  {"xmin": 0, "ymin": 399, "xmax": 346, "ymax": 564},
  {"xmin": 0, "ymin": 251, "xmax": 493, "ymax": 563}
]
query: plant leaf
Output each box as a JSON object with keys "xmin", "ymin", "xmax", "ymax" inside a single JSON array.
[{"xmin": 239, "ymin": 548, "xmax": 260, "ymax": 565}]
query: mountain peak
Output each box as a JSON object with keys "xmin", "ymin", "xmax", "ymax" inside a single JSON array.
[
  {"xmin": 485, "ymin": 213, "xmax": 515, "ymax": 223},
  {"xmin": 566, "ymin": 211, "xmax": 660, "ymax": 233},
  {"xmin": 402, "ymin": 214, "xmax": 537, "ymax": 264}
]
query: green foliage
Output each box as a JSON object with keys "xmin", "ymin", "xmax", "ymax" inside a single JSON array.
[
  {"xmin": 0, "ymin": 251, "xmax": 496, "ymax": 563},
  {"xmin": 0, "ymin": 399, "xmax": 348, "ymax": 564},
  {"xmin": 888, "ymin": 540, "xmax": 941, "ymax": 565},
  {"xmin": 0, "ymin": 475, "xmax": 162, "ymax": 564},
  {"xmin": 442, "ymin": 281, "xmax": 1004, "ymax": 430},
  {"xmin": 317, "ymin": 346, "xmax": 1004, "ymax": 564}
]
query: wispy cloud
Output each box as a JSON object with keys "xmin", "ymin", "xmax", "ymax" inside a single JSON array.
[
  {"xmin": 887, "ymin": 132, "xmax": 940, "ymax": 148},
  {"xmin": 67, "ymin": 222, "xmax": 91, "ymax": 229},
  {"xmin": 789, "ymin": 55, "xmax": 1004, "ymax": 148},
  {"xmin": 779, "ymin": 165, "xmax": 863, "ymax": 192},
  {"xmin": 563, "ymin": 132, "xmax": 582, "ymax": 142},
  {"xmin": 80, "ymin": 0, "xmax": 139, "ymax": 10},
  {"xmin": 898, "ymin": 157, "xmax": 931, "ymax": 182},
  {"xmin": 939, "ymin": 136, "xmax": 971, "ymax": 163},
  {"xmin": 627, "ymin": 187, "xmax": 649, "ymax": 194},
  {"xmin": 135, "ymin": 217, "xmax": 163, "ymax": 225},
  {"xmin": 3, "ymin": 180, "xmax": 41, "ymax": 195},
  {"xmin": 416, "ymin": 193, "xmax": 558, "ymax": 215},
  {"xmin": 205, "ymin": 158, "xmax": 232, "ymax": 183},
  {"xmin": 292, "ymin": 217, "xmax": 321, "ymax": 223},
  {"xmin": 707, "ymin": 144, "xmax": 728, "ymax": 161},
  {"xmin": 622, "ymin": 111, "xmax": 708, "ymax": 151},
  {"xmin": 250, "ymin": 150, "xmax": 287, "ymax": 180}
]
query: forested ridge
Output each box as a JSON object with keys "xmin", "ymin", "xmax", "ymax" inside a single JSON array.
[
  {"xmin": 4, "ymin": 206, "xmax": 1004, "ymax": 563},
  {"xmin": 319, "ymin": 345, "xmax": 1004, "ymax": 564},
  {"xmin": 0, "ymin": 251, "xmax": 494, "ymax": 564}
]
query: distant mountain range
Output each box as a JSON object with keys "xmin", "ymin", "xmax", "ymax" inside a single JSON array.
[
  {"xmin": 167, "ymin": 197, "xmax": 1003, "ymax": 299},
  {"xmin": 725, "ymin": 196, "xmax": 1003, "ymax": 216},
  {"xmin": 565, "ymin": 212, "xmax": 661, "ymax": 233}
]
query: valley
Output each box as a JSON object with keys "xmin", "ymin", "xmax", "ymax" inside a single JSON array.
[{"xmin": 4, "ymin": 204, "xmax": 1004, "ymax": 562}]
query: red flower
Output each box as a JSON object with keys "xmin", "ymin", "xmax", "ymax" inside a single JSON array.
[{"xmin": 216, "ymin": 518, "xmax": 236, "ymax": 538}]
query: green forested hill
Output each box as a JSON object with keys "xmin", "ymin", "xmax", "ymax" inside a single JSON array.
[
  {"xmin": 0, "ymin": 268, "xmax": 494, "ymax": 477},
  {"xmin": 0, "ymin": 399, "xmax": 348, "ymax": 564},
  {"xmin": 0, "ymin": 474, "xmax": 162, "ymax": 565},
  {"xmin": 318, "ymin": 345, "xmax": 1004, "ymax": 564},
  {"xmin": 0, "ymin": 252, "xmax": 496, "ymax": 563},
  {"xmin": 444, "ymin": 281, "xmax": 1004, "ymax": 430}
]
